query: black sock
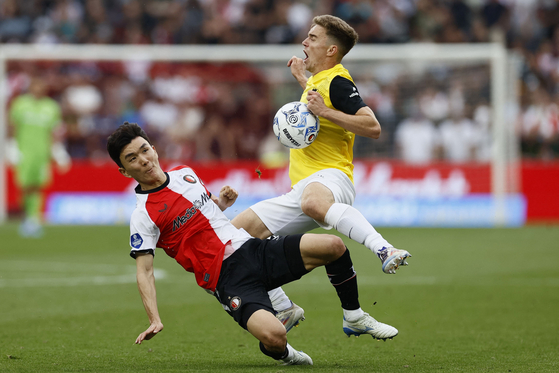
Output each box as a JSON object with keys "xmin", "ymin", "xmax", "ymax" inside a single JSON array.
[
  {"xmin": 325, "ymin": 248, "xmax": 360, "ymax": 310},
  {"xmin": 259, "ymin": 342, "xmax": 288, "ymax": 360}
]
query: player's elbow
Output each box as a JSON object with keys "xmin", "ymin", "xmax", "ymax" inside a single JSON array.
[
  {"xmin": 369, "ymin": 125, "xmax": 381, "ymax": 139},
  {"xmin": 362, "ymin": 124, "xmax": 381, "ymax": 139}
]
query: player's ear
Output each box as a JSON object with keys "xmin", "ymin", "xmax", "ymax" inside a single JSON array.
[
  {"xmin": 327, "ymin": 44, "xmax": 338, "ymax": 57},
  {"xmin": 119, "ymin": 167, "xmax": 132, "ymax": 178}
]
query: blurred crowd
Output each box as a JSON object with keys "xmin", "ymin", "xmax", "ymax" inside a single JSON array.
[{"xmin": 2, "ymin": 0, "xmax": 559, "ymax": 162}]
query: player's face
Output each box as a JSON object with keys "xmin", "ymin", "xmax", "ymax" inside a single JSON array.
[
  {"xmin": 118, "ymin": 136, "xmax": 166, "ymax": 190},
  {"xmin": 302, "ymin": 25, "xmax": 332, "ymax": 74}
]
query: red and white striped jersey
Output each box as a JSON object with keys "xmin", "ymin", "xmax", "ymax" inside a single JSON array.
[{"xmin": 129, "ymin": 165, "xmax": 251, "ymax": 291}]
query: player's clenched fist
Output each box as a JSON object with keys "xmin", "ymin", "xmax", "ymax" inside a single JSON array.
[{"xmin": 218, "ymin": 185, "xmax": 238, "ymax": 210}]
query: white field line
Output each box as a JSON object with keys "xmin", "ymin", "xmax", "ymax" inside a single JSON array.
[{"xmin": 0, "ymin": 260, "xmax": 167, "ymax": 288}]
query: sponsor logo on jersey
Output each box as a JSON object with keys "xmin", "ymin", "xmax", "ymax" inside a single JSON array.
[
  {"xmin": 131, "ymin": 233, "xmax": 143, "ymax": 248},
  {"xmin": 183, "ymin": 175, "xmax": 197, "ymax": 183},
  {"xmin": 230, "ymin": 296, "xmax": 242, "ymax": 311},
  {"xmin": 172, "ymin": 192, "xmax": 212, "ymax": 231},
  {"xmin": 158, "ymin": 203, "xmax": 168, "ymax": 213}
]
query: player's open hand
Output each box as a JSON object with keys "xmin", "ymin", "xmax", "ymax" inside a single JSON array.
[
  {"xmin": 135, "ymin": 321, "xmax": 164, "ymax": 344},
  {"xmin": 218, "ymin": 185, "xmax": 238, "ymax": 211}
]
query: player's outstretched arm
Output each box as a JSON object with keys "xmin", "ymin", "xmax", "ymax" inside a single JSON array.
[
  {"xmin": 212, "ymin": 186, "xmax": 238, "ymax": 211},
  {"xmin": 135, "ymin": 253, "xmax": 164, "ymax": 344}
]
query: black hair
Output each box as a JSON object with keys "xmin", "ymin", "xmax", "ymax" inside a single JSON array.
[{"xmin": 106, "ymin": 122, "xmax": 152, "ymax": 168}]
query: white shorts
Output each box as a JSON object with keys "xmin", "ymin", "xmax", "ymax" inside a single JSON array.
[{"xmin": 250, "ymin": 168, "xmax": 356, "ymax": 235}]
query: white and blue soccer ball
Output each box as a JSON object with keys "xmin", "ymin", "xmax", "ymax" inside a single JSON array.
[{"xmin": 273, "ymin": 101, "xmax": 320, "ymax": 149}]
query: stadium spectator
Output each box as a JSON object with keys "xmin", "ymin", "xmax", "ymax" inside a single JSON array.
[
  {"xmin": 2, "ymin": 0, "xmax": 559, "ymax": 160},
  {"xmin": 0, "ymin": 0, "xmax": 32, "ymax": 43},
  {"xmin": 438, "ymin": 107, "xmax": 481, "ymax": 163},
  {"xmin": 395, "ymin": 101, "xmax": 440, "ymax": 164},
  {"xmin": 520, "ymin": 87, "xmax": 559, "ymax": 159},
  {"xmin": 419, "ymin": 86, "xmax": 450, "ymax": 124}
]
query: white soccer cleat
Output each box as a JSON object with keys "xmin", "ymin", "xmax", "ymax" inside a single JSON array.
[
  {"xmin": 343, "ymin": 312, "xmax": 398, "ymax": 340},
  {"xmin": 280, "ymin": 344, "xmax": 313, "ymax": 366},
  {"xmin": 275, "ymin": 302, "xmax": 305, "ymax": 332},
  {"xmin": 377, "ymin": 246, "xmax": 411, "ymax": 274}
]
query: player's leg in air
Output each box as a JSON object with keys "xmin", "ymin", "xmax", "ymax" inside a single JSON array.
[
  {"xmin": 251, "ymin": 233, "xmax": 397, "ymax": 365},
  {"xmin": 297, "ymin": 233, "xmax": 398, "ymax": 340},
  {"xmin": 233, "ymin": 170, "xmax": 411, "ymax": 275},
  {"xmin": 302, "ymin": 181, "xmax": 411, "ymax": 274}
]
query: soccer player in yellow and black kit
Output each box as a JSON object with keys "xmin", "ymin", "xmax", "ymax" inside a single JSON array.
[{"xmin": 232, "ymin": 15, "xmax": 412, "ymax": 339}]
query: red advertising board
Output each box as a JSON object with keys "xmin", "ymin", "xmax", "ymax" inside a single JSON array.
[{"xmin": 5, "ymin": 160, "xmax": 559, "ymax": 223}]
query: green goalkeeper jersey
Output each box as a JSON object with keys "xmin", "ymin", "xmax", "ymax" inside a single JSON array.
[{"xmin": 10, "ymin": 94, "xmax": 61, "ymax": 161}]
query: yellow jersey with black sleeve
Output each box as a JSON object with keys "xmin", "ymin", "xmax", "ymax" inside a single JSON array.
[{"xmin": 289, "ymin": 63, "xmax": 367, "ymax": 186}]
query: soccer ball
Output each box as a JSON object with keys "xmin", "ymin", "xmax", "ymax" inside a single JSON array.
[{"xmin": 273, "ymin": 101, "xmax": 320, "ymax": 149}]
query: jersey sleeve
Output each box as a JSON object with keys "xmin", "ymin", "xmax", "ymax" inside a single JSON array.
[
  {"xmin": 129, "ymin": 208, "xmax": 160, "ymax": 259},
  {"xmin": 329, "ymin": 76, "xmax": 367, "ymax": 115}
]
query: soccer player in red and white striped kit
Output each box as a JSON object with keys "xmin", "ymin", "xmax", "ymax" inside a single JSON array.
[{"xmin": 106, "ymin": 122, "xmax": 398, "ymax": 365}]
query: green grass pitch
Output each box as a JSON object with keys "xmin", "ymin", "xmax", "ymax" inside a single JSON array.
[{"xmin": 1, "ymin": 223, "xmax": 558, "ymax": 372}]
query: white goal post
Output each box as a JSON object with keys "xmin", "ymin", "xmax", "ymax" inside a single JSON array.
[{"xmin": 0, "ymin": 43, "xmax": 517, "ymax": 224}]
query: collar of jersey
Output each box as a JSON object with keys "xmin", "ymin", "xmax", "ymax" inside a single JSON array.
[
  {"xmin": 135, "ymin": 172, "xmax": 170, "ymax": 194},
  {"xmin": 311, "ymin": 63, "xmax": 345, "ymax": 81}
]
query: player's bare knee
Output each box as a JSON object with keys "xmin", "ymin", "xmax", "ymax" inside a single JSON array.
[
  {"xmin": 319, "ymin": 235, "xmax": 345, "ymax": 260},
  {"xmin": 329, "ymin": 235, "xmax": 346, "ymax": 258}
]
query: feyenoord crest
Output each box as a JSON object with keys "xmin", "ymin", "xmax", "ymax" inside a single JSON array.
[
  {"xmin": 230, "ymin": 296, "xmax": 242, "ymax": 311},
  {"xmin": 183, "ymin": 175, "xmax": 196, "ymax": 183}
]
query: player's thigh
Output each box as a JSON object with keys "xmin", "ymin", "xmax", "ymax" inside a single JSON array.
[
  {"xmin": 231, "ymin": 208, "xmax": 272, "ymax": 239},
  {"xmin": 250, "ymin": 193, "xmax": 319, "ymax": 236},
  {"xmin": 296, "ymin": 169, "xmax": 356, "ymax": 229},
  {"xmin": 246, "ymin": 309, "xmax": 286, "ymax": 348},
  {"xmin": 16, "ymin": 161, "xmax": 49, "ymax": 187},
  {"xmin": 299, "ymin": 168, "xmax": 355, "ymax": 206},
  {"xmin": 215, "ymin": 248, "xmax": 275, "ymax": 330},
  {"xmin": 299, "ymin": 233, "xmax": 346, "ymax": 270}
]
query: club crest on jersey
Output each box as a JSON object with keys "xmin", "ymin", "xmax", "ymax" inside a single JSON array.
[
  {"xmin": 131, "ymin": 233, "xmax": 143, "ymax": 248},
  {"xmin": 230, "ymin": 296, "xmax": 242, "ymax": 311},
  {"xmin": 183, "ymin": 175, "xmax": 197, "ymax": 184}
]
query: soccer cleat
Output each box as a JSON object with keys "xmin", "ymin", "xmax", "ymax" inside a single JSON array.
[
  {"xmin": 343, "ymin": 312, "xmax": 398, "ymax": 340},
  {"xmin": 280, "ymin": 344, "xmax": 313, "ymax": 366},
  {"xmin": 377, "ymin": 246, "xmax": 411, "ymax": 274},
  {"xmin": 275, "ymin": 302, "xmax": 305, "ymax": 333}
]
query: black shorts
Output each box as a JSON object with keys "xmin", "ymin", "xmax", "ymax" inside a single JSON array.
[{"xmin": 213, "ymin": 234, "xmax": 307, "ymax": 330}]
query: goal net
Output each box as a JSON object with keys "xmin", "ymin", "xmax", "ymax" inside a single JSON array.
[{"xmin": 0, "ymin": 43, "xmax": 523, "ymax": 226}]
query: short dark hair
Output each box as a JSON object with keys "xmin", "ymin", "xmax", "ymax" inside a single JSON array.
[
  {"xmin": 312, "ymin": 15, "xmax": 358, "ymax": 58},
  {"xmin": 106, "ymin": 122, "xmax": 152, "ymax": 167}
]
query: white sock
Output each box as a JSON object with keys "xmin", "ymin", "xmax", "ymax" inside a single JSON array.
[
  {"xmin": 280, "ymin": 343, "xmax": 297, "ymax": 361},
  {"xmin": 268, "ymin": 287, "xmax": 293, "ymax": 312},
  {"xmin": 324, "ymin": 203, "xmax": 390, "ymax": 255},
  {"xmin": 343, "ymin": 308, "xmax": 365, "ymax": 322}
]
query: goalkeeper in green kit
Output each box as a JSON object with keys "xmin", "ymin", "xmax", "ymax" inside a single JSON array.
[{"xmin": 7, "ymin": 77, "xmax": 70, "ymax": 237}]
